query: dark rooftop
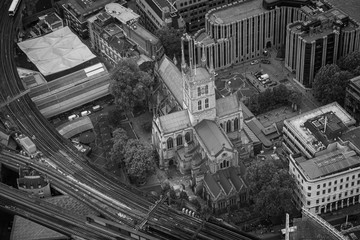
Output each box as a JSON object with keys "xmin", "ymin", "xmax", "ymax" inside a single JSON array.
[
  {"xmin": 341, "ymin": 127, "xmax": 360, "ymax": 151},
  {"xmin": 327, "ymin": 0, "xmax": 360, "ymax": 24}
]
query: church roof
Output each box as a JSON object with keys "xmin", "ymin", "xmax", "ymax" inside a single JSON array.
[
  {"xmin": 240, "ymin": 101, "xmax": 254, "ymax": 120},
  {"xmin": 204, "ymin": 167, "xmax": 246, "ymax": 199},
  {"xmin": 192, "ymin": 67, "xmax": 211, "ymax": 82},
  {"xmin": 158, "ymin": 110, "xmax": 190, "ymax": 133},
  {"xmin": 216, "ymin": 94, "xmax": 239, "ymax": 117},
  {"xmin": 195, "ymin": 119, "xmax": 232, "ymax": 156},
  {"xmin": 158, "ymin": 55, "xmax": 183, "ymax": 105}
]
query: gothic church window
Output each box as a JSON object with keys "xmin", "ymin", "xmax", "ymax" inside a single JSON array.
[
  {"xmin": 167, "ymin": 138, "xmax": 173, "ymax": 149},
  {"xmin": 205, "ymin": 98, "xmax": 209, "ymax": 108},
  {"xmin": 176, "ymin": 135, "xmax": 183, "ymax": 146},
  {"xmin": 226, "ymin": 120, "xmax": 231, "ymax": 133},
  {"xmin": 185, "ymin": 132, "xmax": 191, "ymax": 142},
  {"xmin": 234, "ymin": 118, "xmax": 239, "ymax": 131}
]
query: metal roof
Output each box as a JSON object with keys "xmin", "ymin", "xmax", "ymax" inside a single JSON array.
[
  {"xmin": 158, "ymin": 56, "xmax": 183, "ymax": 105},
  {"xmin": 158, "ymin": 110, "xmax": 190, "ymax": 134},
  {"xmin": 297, "ymin": 148, "xmax": 360, "ymax": 179},
  {"xmin": 216, "ymin": 94, "xmax": 239, "ymax": 118},
  {"xmin": 195, "ymin": 119, "xmax": 232, "ymax": 156}
]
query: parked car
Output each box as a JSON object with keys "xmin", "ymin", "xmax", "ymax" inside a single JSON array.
[
  {"xmin": 250, "ymin": 60, "xmax": 259, "ymax": 65},
  {"xmin": 92, "ymin": 105, "xmax": 102, "ymax": 112},
  {"xmin": 80, "ymin": 110, "xmax": 91, "ymax": 117},
  {"xmin": 68, "ymin": 114, "xmax": 79, "ymax": 121},
  {"xmin": 261, "ymin": 59, "xmax": 271, "ymax": 64}
]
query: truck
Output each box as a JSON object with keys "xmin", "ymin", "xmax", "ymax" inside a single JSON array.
[{"xmin": 17, "ymin": 134, "xmax": 37, "ymax": 155}]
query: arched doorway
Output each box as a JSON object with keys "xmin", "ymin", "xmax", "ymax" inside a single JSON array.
[{"xmin": 266, "ymin": 41, "xmax": 272, "ymax": 49}]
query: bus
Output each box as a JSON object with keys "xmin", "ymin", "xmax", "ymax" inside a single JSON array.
[{"xmin": 8, "ymin": 0, "xmax": 22, "ymax": 17}]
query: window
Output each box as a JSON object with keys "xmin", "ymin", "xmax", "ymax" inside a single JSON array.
[
  {"xmin": 308, "ymin": 186, "xmax": 312, "ymax": 191},
  {"xmin": 234, "ymin": 118, "xmax": 239, "ymax": 131},
  {"xmin": 340, "ymin": 178, "xmax": 343, "ymax": 183},
  {"xmin": 226, "ymin": 120, "xmax": 231, "ymax": 133},
  {"xmin": 322, "ymin": 198, "xmax": 325, "ymax": 203},
  {"xmin": 176, "ymin": 135, "xmax": 183, "ymax": 146},
  {"xmin": 167, "ymin": 138, "xmax": 173, "ymax": 149},
  {"xmin": 334, "ymin": 187, "xmax": 337, "ymax": 191},
  {"xmin": 198, "ymin": 87, "xmax": 201, "ymax": 96},
  {"xmin": 307, "ymin": 193, "xmax": 311, "ymax": 197},
  {"xmin": 317, "ymin": 191, "xmax": 320, "ymax": 195},
  {"xmin": 185, "ymin": 132, "xmax": 191, "ymax": 143},
  {"xmin": 316, "ymin": 199, "xmax": 319, "ymax": 204},
  {"xmin": 198, "ymin": 100, "xmax": 202, "ymax": 110},
  {"xmin": 346, "ymin": 184, "xmax": 348, "ymax": 188},
  {"xmin": 323, "ymin": 183, "xmax": 326, "ymax": 187},
  {"xmin": 322, "ymin": 190, "xmax": 325, "ymax": 194},
  {"xmin": 307, "ymin": 201, "xmax": 310, "ymax": 206},
  {"xmin": 340, "ymin": 185, "xmax": 343, "ymax": 190},
  {"xmin": 205, "ymin": 98, "xmax": 209, "ymax": 108},
  {"xmin": 205, "ymin": 85, "xmax": 209, "ymax": 94},
  {"xmin": 328, "ymin": 189, "xmax": 331, "ymax": 193},
  {"xmin": 335, "ymin": 180, "xmax": 337, "ymax": 184},
  {"xmin": 352, "ymin": 182, "xmax": 355, "ymax": 186},
  {"xmin": 329, "ymin": 182, "xmax": 331, "ymax": 186},
  {"xmin": 317, "ymin": 185, "xmax": 320, "ymax": 189},
  {"xmin": 346, "ymin": 177, "xmax": 349, "ymax": 181}
]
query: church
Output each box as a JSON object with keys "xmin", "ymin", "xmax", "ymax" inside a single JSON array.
[{"xmin": 151, "ymin": 35, "xmax": 250, "ymax": 211}]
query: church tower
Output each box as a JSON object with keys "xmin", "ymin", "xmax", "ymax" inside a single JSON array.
[{"xmin": 182, "ymin": 35, "xmax": 216, "ymax": 126}]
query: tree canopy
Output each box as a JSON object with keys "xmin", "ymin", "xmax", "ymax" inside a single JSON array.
[
  {"xmin": 155, "ymin": 27, "xmax": 185, "ymax": 63},
  {"xmin": 337, "ymin": 51, "xmax": 360, "ymax": 73},
  {"xmin": 312, "ymin": 64, "xmax": 353, "ymax": 105},
  {"xmin": 110, "ymin": 128, "xmax": 129, "ymax": 166},
  {"xmin": 248, "ymin": 84, "xmax": 302, "ymax": 115},
  {"xmin": 123, "ymin": 139, "xmax": 155, "ymax": 182},
  {"xmin": 246, "ymin": 158, "xmax": 296, "ymax": 218},
  {"xmin": 109, "ymin": 59, "xmax": 154, "ymax": 113}
]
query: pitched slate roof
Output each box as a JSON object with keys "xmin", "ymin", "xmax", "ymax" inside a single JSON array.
[
  {"xmin": 158, "ymin": 110, "xmax": 190, "ymax": 134},
  {"xmin": 216, "ymin": 94, "xmax": 239, "ymax": 117},
  {"xmin": 158, "ymin": 56, "xmax": 183, "ymax": 105},
  {"xmin": 195, "ymin": 119, "xmax": 232, "ymax": 156},
  {"xmin": 204, "ymin": 167, "xmax": 246, "ymax": 199}
]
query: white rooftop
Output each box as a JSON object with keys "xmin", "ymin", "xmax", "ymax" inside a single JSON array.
[
  {"xmin": 285, "ymin": 102, "xmax": 355, "ymax": 154},
  {"xmin": 105, "ymin": 3, "xmax": 139, "ymax": 24},
  {"xmin": 18, "ymin": 27, "xmax": 96, "ymax": 76}
]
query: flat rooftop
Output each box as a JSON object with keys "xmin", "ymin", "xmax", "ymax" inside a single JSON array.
[
  {"xmin": 294, "ymin": 147, "xmax": 360, "ymax": 180},
  {"xmin": 105, "ymin": 3, "xmax": 139, "ymax": 24},
  {"xmin": 208, "ymin": 0, "xmax": 265, "ymax": 25},
  {"xmin": 350, "ymin": 75, "xmax": 360, "ymax": 90},
  {"xmin": 284, "ymin": 102, "xmax": 355, "ymax": 154},
  {"xmin": 327, "ymin": 0, "xmax": 360, "ymax": 24}
]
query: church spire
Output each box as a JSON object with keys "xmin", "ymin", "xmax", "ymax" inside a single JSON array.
[
  {"xmin": 181, "ymin": 36, "xmax": 186, "ymax": 72},
  {"xmin": 209, "ymin": 47, "xmax": 214, "ymax": 74},
  {"xmin": 201, "ymin": 43, "xmax": 206, "ymax": 67}
]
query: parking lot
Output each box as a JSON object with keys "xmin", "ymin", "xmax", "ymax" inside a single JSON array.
[{"xmin": 215, "ymin": 48, "xmax": 320, "ymax": 113}]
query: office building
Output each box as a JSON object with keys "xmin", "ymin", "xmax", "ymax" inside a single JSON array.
[
  {"xmin": 88, "ymin": 3, "xmax": 163, "ymax": 62},
  {"xmin": 344, "ymin": 75, "xmax": 360, "ymax": 124},
  {"xmin": 189, "ymin": 0, "xmax": 359, "ymax": 88},
  {"xmin": 285, "ymin": 8, "xmax": 359, "ymax": 88},
  {"xmin": 283, "ymin": 102, "xmax": 360, "ymax": 214},
  {"xmin": 61, "ymin": 0, "xmax": 117, "ymax": 38},
  {"xmin": 135, "ymin": 0, "xmax": 185, "ymax": 32}
]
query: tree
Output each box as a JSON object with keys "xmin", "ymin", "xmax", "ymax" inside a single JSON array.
[
  {"xmin": 246, "ymin": 158, "xmax": 296, "ymax": 218},
  {"xmin": 179, "ymin": 191, "xmax": 189, "ymax": 201},
  {"xmin": 109, "ymin": 128, "xmax": 129, "ymax": 166},
  {"xmin": 109, "ymin": 59, "xmax": 154, "ymax": 113},
  {"xmin": 139, "ymin": 61, "xmax": 155, "ymax": 76},
  {"xmin": 108, "ymin": 108, "xmax": 125, "ymax": 127},
  {"xmin": 338, "ymin": 51, "xmax": 360, "ymax": 73},
  {"xmin": 156, "ymin": 27, "xmax": 185, "ymax": 63},
  {"xmin": 313, "ymin": 64, "xmax": 353, "ymax": 105},
  {"xmin": 123, "ymin": 139, "xmax": 155, "ymax": 183}
]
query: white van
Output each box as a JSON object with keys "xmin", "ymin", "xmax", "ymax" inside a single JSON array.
[
  {"xmin": 80, "ymin": 110, "xmax": 91, "ymax": 117},
  {"xmin": 68, "ymin": 114, "xmax": 78, "ymax": 121}
]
